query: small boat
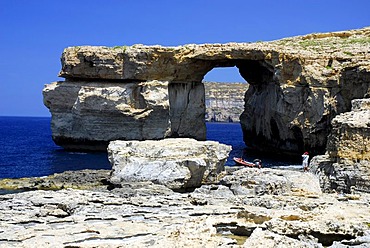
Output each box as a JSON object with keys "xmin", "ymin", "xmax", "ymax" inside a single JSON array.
[{"xmin": 233, "ymin": 157, "xmax": 256, "ymax": 167}]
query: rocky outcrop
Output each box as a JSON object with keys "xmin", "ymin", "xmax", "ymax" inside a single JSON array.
[
  {"xmin": 327, "ymin": 99, "xmax": 370, "ymax": 161},
  {"xmin": 1, "ymin": 168, "xmax": 370, "ymax": 247},
  {"xmin": 44, "ymin": 81, "xmax": 170, "ymax": 150},
  {"xmin": 204, "ymin": 82, "xmax": 248, "ymax": 122},
  {"xmin": 0, "ymin": 169, "xmax": 110, "ymax": 191},
  {"xmin": 220, "ymin": 166, "xmax": 322, "ymax": 196},
  {"xmin": 43, "ymin": 27, "xmax": 370, "ymax": 154},
  {"xmin": 43, "ymin": 80, "xmax": 205, "ymax": 150},
  {"xmin": 311, "ymin": 99, "xmax": 370, "ymax": 193},
  {"xmin": 240, "ymin": 29, "xmax": 370, "ymax": 155},
  {"xmin": 107, "ymin": 138, "xmax": 231, "ymax": 190}
]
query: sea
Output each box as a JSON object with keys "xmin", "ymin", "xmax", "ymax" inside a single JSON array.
[{"xmin": 0, "ymin": 116, "xmax": 301, "ymax": 179}]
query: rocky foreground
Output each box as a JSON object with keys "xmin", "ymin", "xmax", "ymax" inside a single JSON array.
[
  {"xmin": 1, "ymin": 168, "xmax": 369, "ymax": 248},
  {"xmin": 27, "ymin": 26, "xmax": 370, "ymax": 247}
]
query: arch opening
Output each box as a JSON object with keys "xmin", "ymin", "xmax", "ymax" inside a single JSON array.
[
  {"xmin": 200, "ymin": 60, "xmax": 301, "ymax": 166},
  {"xmin": 202, "ymin": 66, "xmax": 248, "ymax": 123},
  {"xmin": 201, "ymin": 65, "xmax": 247, "ymax": 166}
]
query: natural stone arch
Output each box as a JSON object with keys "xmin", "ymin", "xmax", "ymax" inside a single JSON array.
[{"xmin": 44, "ymin": 27, "xmax": 370, "ymax": 156}]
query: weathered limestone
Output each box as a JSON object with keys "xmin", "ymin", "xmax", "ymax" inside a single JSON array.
[
  {"xmin": 311, "ymin": 99, "xmax": 370, "ymax": 193},
  {"xmin": 107, "ymin": 138, "xmax": 231, "ymax": 190},
  {"xmin": 43, "ymin": 80, "xmax": 205, "ymax": 150},
  {"xmin": 43, "ymin": 27, "xmax": 370, "ymax": 154},
  {"xmin": 220, "ymin": 166, "xmax": 322, "ymax": 197},
  {"xmin": 58, "ymin": 45, "xmax": 215, "ymax": 82},
  {"xmin": 0, "ymin": 168, "xmax": 369, "ymax": 247},
  {"xmin": 43, "ymin": 80, "xmax": 169, "ymax": 150},
  {"xmin": 0, "ymin": 170, "xmax": 111, "ymax": 191},
  {"xmin": 168, "ymin": 82, "xmax": 205, "ymax": 138},
  {"xmin": 328, "ymin": 99, "xmax": 370, "ymax": 161}
]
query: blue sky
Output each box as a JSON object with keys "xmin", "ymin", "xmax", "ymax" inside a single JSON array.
[{"xmin": 1, "ymin": 0, "xmax": 369, "ymax": 117}]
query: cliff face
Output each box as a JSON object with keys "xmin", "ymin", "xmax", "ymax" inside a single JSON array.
[
  {"xmin": 43, "ymin": 27, "xmax": 370, "ymax": 155},
  {"xmin": 204, "ymin": 82, "xmax": 248, "ymax": 122},
  {"xmin": 239, "ymin": 29, "xmax": 370, "ymax": 155},
  {"xmin": 44, "ymin": 81, "xmax": 205, "ymax": 150},
  {"xmin": 311, "ymin": 99, "xmax": 370, "ymax": 193},
  {"xmin": 44, "ymin": 81, "xmax": 169, "ymax": 150}
]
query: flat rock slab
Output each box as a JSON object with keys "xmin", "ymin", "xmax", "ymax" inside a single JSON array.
[
  {"xmin": 1, "ymin": 168, "xmax": 370, "ymax": 247},
  {"xmin": 108, "ymin": 138, "xmax": 231, "ymax": 190},
  {"xmin": 0, "ymin": 182, "xmax": 370, "ymax": 247},
  {"xmin": 0, "ymin": 170, "xmax": 111, "ymax": 192}
]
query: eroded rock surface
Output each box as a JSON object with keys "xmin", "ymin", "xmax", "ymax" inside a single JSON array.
[
  {"xmin": 0, "ymin": 169, "xmax": 110, "ymax": 191},
  {"xmin": 311, "ymin": 99, "xmax": 370, "ymax": 193},
  {"xmin": 108, "ymin": 138, "xmax": 231, "ymax": 190},
  {"xmin": 44, "ymin": 81, "xmax": 171, "ymax": 150},
  {"xmin": 220, "ymin": 167, "xmax": 322, "ymax": 197},
  {"xmin": 0, "ymin": 168, "xmax": 369, "ymax": 248},
  {"xmin": 44, "ymin": 27, "xmax": 370, "ymax": 154},
  {"xmin": 44, "ymin": 80, "xmax": 205, "ymax": 150}
]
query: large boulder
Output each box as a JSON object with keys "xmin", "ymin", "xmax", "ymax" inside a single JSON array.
[{"xmin": 107, "ymin": 138, "xmax": 231, "ymax": 190}]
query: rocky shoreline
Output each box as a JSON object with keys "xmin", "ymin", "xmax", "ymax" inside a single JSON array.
[
  {"xmin": 41, "ymin": 27, "xmax": 370, "ymax": 195},
  {"xmin": 6, "ymin": 27, "xmax": 369, "ymax": 247},
  {"xmin": 1, "ymin": 167, "xmax": 369, "ymax": 247}
]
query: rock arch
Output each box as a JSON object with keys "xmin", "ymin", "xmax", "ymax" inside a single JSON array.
[{"xmin": 44, "ymin": 28, "xmax": 370, "ymax": 155}]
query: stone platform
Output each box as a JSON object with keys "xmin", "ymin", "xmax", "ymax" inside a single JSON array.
[{"xmin": 1, "ymin": 167, "xmax": 369, "ymax": 247}]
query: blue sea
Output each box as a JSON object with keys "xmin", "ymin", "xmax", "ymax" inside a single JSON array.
[{"xmin": 0, "ymin": 117, "xmax": 300, "ymax": 179}]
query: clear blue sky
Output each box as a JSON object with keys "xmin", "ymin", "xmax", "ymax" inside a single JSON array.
[{"xmin": 1, "ymin": 0, "xmax": 369, "ymax": 117}]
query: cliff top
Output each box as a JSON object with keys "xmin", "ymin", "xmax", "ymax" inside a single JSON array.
[
  {"xmin": 68, "ymin": 26, "xmax": 370, "ymax": 57},
  {"xmin": 59, "ymin": 27, "xmax": 370, "ymax": 81}
]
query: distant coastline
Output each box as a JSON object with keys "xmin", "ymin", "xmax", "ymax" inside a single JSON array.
[{"xmin": 203, "ymin": 81, "xmax": 248, "ymax": 123}]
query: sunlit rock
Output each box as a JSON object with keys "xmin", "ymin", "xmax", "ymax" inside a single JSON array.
[
  {"xmin": 44, "ymin": 27, "xmax": 370, "ymax": 155},
  {"xmin": 311, "ymin": 99, "xmax": 370, "ymax": 193},
  {"xmin": 43, "ymin": 80, "xmax": 205, "ymax": 150},
  {"xmin": 107, "ymin": 138, "xmax": 231, "ymax": 190},
  {"xmin": 220, "ymin": 167, "xmax": 322, "ymax": 197},
  {"xmin": 0, "ymin": 167, "xmax": 369, "ymax": 247}
]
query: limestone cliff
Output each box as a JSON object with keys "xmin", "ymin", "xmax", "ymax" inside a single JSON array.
[
  {"xmin": 44, "ymin": 27, "xmax": 370, "ymax": 154},
  {"xmin": 204, "ymin": 82, "xmax": 248, "ymax": 122},
  {"xmin": 44, "ymin": 80, "xmax": 205, "ymax": 150}
]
